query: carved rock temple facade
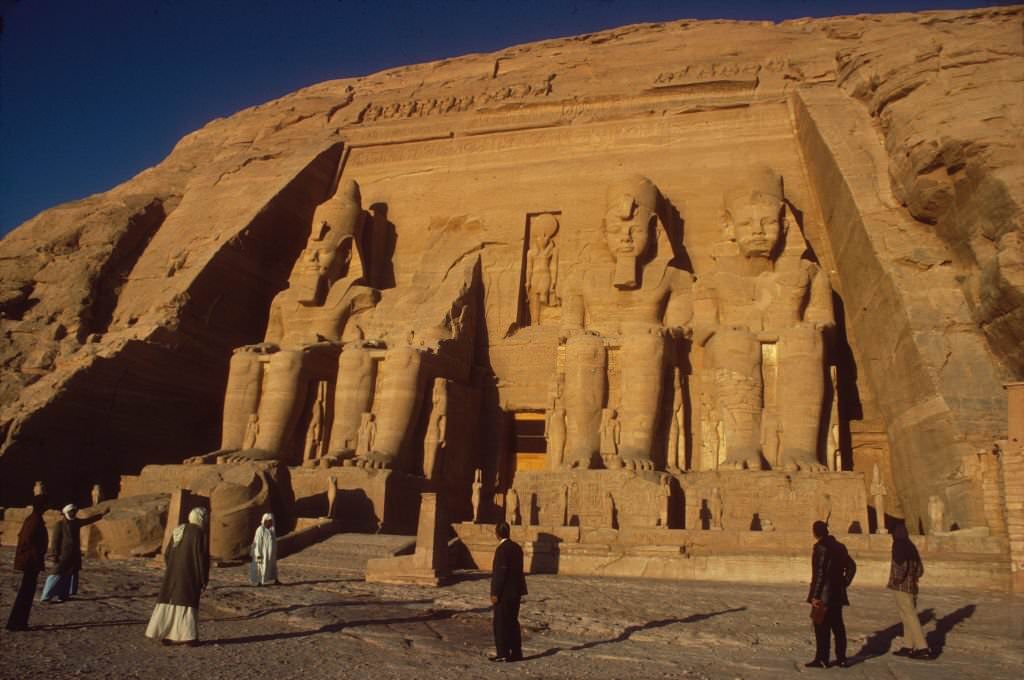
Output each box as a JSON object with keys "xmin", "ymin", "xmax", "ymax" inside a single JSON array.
[{"xmin": 2, "ymin": 7, "xmax": 1023, "ymax": 589}]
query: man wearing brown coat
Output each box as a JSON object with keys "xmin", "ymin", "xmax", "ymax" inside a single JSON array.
[{"xmin": 6, "ymin": 495, "xmax": 48, "ymax": 631}]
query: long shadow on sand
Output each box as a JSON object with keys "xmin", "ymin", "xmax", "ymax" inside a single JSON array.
[
  {"xmin": 850, "ymin": 603, "xmax": 975, "ymax": 664},
  {"xmin": 926, "ymin": 604, "xmax": 976, "ymax": 659},
  {"xmin": 209, "ymin": 598, "xmax": 435, "ymax": 623},
  {"xmin": 521, "ymin": 607, "xmax": 748, "ymax": 661},
  {"xmin": 203, "ymin": 605, "xmax": 492, "ymax": 645},
  {"xmin": 36, "ymin": 618, "xmax": 149, "ymax": 631}
]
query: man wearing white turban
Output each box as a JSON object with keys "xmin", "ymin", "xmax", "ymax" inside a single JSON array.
[
  {"xmin": 145, "ymin": 507, "xmax": 210, "ymax": 645},
  {"xmin": 40, "ymin": 502, "xmax": 106, "ymax": 603},
  {"xmin": 250, "ymin": 513, "xmax": 279, "ymax": 586}
]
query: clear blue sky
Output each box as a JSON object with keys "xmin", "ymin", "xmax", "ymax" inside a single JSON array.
[{"xmin": 0, "ymin": 0, "xmax": 1006, "ymax": 236}]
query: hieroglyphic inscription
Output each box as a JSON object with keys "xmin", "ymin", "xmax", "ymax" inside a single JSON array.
[{"xmin": 358, "ymin": 75, "xmax": 555, "ymax": 123}]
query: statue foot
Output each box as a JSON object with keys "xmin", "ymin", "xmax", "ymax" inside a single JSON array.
[
  {"xmin": 619, "ymin": 453, "xmax": 654, "ymax": 472},
  {"xmin": 779, "ymin": 448, "xmax": 827, "ymax": 472},
  {"xmin": 355, "ymin": 451, "xmax": 396, "ymax": 470},
  {"xmin": 602, "ymin": 454, "xmax": 624, "ymax": 470},
  {"xmin": 184, "ymin": 450, "xmax": 234, "ymax": 465},
  {"xmin": 220, "ymin": 448, "xmax": 281, "ymax": 464},
  {"xmin": 720, "ymin": 447, "xmax": 763, "ymax": 471}
]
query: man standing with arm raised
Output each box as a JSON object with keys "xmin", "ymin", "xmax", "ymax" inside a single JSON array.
[{"xmin": 490, "ymin": 521, "xmax": 527, "ymax": 662}]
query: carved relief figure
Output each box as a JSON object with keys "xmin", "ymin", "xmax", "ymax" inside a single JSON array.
[
  {"xmin": 693, "ymin": 164, "xmax": 834, "ymax": 471},
  {"xmin": 326, "ymin": 475, "xmax": 338, "ymax": 519},
  {"xmin": 525, "ymin": 213, "xmax": 560, "ymax": 325},
  {"xmin": 91, "ymin": 484, "xmax": 103, "ymax": 507},
  {"xmin": 33, "ymin": 481, "xmax": 45, "ymax": 497},
  {"xmin": 471, "ymin": 469, "xmax": 483, "ymax": 523},
  {"xmin": 194, "ymin": 179, "xmax": 380, "ymax": 465},
  {"xmin": 355, "ymin": 412, "xmax": 377, "ymax": 459},
  {"xmin": 559, "ymin": 484, "xmax": 570, "ymax": 527},
  {"xmin": 599, "ymin": 408, "xmax": 622, "ymax": 468},
  {"xmin": 560, "ymin": 176, "xmax": 694, "ymax": 471},
  {"xmin": 657, "ymin": 476, "xmax": 670, "ymax": 528},
  {"xmin": 422, "ymin": 378, "xmax": 448, "ymax": 479},
  {"xmin": 667, "ymin": 368, "xmax": 685, "ymax": 472},
  {"xmin": 603, "ymin": 491, "xmax": 616, "ymax": 529},
  {"xmin": 710, "ymin": 487, "xmax": 723, "ymax": 530},
  {"xmin": 545, "ymin": 386, "xmax": 567, "ymax": 470},
  {"xmin": 870, "ymin": 463, "xmax": 888, "ymax": 533},
  {"xmin": 507, "ymin": 488, "xmax": 521, "ymax": 526},
  {"xmin": 303, "ymin": 382, "xmax": 329, "ymax": 464},
  {"xmin": 242, "ymin": 414, "xmax": 260, "ymax": 450},
  {"xmin": 928, "ymin": 495, "xmax": 945, "ymax": 534}
]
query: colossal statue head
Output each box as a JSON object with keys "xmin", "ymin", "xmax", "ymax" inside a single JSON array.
[
  {"xmin": 291, "ymin": 179, "xmax": 364, "ymax": 304},
  {"xmin": 603, "ymin": 175, "xmax": 660, "ymax": 289},
  {"xmin": 723, "ymin": 165, "xmax": 784, "ymax": 259}
]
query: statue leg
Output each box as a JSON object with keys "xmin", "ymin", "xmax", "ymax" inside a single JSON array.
[
  {"xmin": 707, "ymin": 329, "xmax": 763, "ymax": 470},
  {"xmin": 221, "ymin": 350, "xmax": 263, "ymax": 450},
  {"xmin": 358, "ymin": 346, "xmax": 423, "ymax": 469},
  {"xmin": 777, "ymin": 326, "xmax": 828, "ymax": 471},
  {"xmin": 327, "ymin": 345, "xmax": 375, "ymax": 460},
  {"xmin": 239, "ymin": 350, "xmax": 306, "ymax": 462},
  {"xmin": 186, "ymin": 349, "xmax": 262, "ymax": 464},
  {"xmin": 617, "ymin": 332, "xmax": 665, "ymax": 471},
  {"xmin": 562, "ymin": 334, "xmax": 606, "ymax": 469}
]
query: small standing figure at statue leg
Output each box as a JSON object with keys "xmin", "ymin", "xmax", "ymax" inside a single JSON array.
[
  {"xmin": 599, "ymin": 408, "xmax": 622, "ymax": 469},
  {"xmin": 928, "ymin": 495, "xmax": 945, "ymax": 534},
  {"xmin": 710, "ymin": 487, "xmax": 724, "ymax": 530},
  {"xmin": 506, "ymin": 489, "xmax": 521, "ymax": 526},
  {"xmin": 657, "ymin": 475, "xmax": 671, "ymax": 528},
  {"xmin": 870, "ymin": 463, "xmax": 888, "ymax": 534},
  {"xmin": 471, "ymin": 469, "xmax": 483, "ymax": 523},
  {"xmin": 326, "ymin": 475, "xmax": 338, "ymax": 520}
]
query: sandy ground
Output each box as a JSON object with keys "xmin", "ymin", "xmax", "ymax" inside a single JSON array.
[{"xmin": 1, "ymin": 545, "xmax": 1021, "ymax": 680}]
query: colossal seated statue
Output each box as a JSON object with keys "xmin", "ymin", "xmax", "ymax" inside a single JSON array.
[
  {"xmin": 326, "ymin": 216, "xmax": 483, "ymax": 472},
  {"xmin": 558, "ymin": 175, "xmax": 694, "ymax": 471},
  {"xmin": 189, "ymin": 180, "xmax": 379, "ymax": 465},
  {"xmin": 693, "ymin": 165, "xmax": 834, "ymax": 471}
]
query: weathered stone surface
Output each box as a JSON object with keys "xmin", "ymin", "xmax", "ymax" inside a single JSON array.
[{"xmin": 0, "ymin": 8, "xmax": 1021, "ymax": 572}]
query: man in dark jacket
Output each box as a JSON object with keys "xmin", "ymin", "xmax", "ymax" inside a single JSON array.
[
  {"xmin": 490, "ymin": 521, "xmax": 527, "ymax": 662},
  {"xmin": 40, "ymin": 503, "xmax": 106, "ymax": 602},
  {"xmin": 6, "ymin": 495, "xmax": 49, "ymax": 631},
  {"xmin": 806, "ymin": 520, "xmax": 856, "ymax": 668}
]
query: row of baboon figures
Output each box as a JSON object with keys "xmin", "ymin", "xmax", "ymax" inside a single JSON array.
[{"xmin": 188, "ymin": 163, "xmax": 839, "ymax": 476}]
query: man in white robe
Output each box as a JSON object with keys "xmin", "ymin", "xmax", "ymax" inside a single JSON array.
[{"xmin": 250, "ymin": 513, "xmax": 279, "ymax": 586}]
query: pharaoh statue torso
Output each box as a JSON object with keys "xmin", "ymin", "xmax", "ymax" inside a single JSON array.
[
  {"xmin": 694, "ymin": 164, "xmax": 834, "ymax": 472},
  {"xmin": 556, "ymin": 175, "xmax": 693, "ymax": 471}
]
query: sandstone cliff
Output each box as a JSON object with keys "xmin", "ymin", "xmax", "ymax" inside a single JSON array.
[{"xmin": 1, "ymin": 6, "xmax": 1021, "ymax": 532}]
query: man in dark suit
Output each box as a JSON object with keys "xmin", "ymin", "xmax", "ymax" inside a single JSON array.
[
  {"xmin": 490, "ymin": 521, "xmax": 527, "ymax": 662},
  {"xmin": 806, "ymin": 520, "xmax": 857, "ymax": 668}
]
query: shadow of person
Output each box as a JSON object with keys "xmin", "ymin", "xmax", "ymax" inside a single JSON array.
[
  {"xmin": 849, "ymin": 607, "xmax": 936, "ymax": 665},
  {"xmin": 203, "ymin": 605, "xmax": 492, "ymax": 645},
  {"xmin": 521, "ymin": 606, "xmax": 747, "ymax": 661},
  {"xmin": 208, "ymin": 598, "xmax": 436, "ymax": 623},
  {"xmin": 927, "ymin": 604, "xmax": 976, "ymax": 659}
]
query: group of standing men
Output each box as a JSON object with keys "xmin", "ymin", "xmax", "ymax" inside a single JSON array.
[
  {"xmin": 6, "ymin": 496, "xmax": 106, "ymax": 631},
  {"xmin": 7, "ymin": 498, "xmax": 932, "ymax": 667}
]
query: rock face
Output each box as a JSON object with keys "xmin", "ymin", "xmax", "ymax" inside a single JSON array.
[{"xmin": 1, "ymin": 6, "xmax": 1021, "ymax": 539}]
